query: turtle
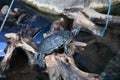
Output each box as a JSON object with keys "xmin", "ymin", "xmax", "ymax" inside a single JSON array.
[{"xmin": 33, "ymin": 26, "xmax": 87, "ymax": 69}]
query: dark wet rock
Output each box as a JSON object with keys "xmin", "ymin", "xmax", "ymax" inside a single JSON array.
[
  {"xmin": 0, "ymin": 0, "xmax": 119, "ymax": 80},
  {"xmin": 0, "ymin": 5, "xmax": 28, "ymax": 26},
  {"xmin": 101, "ymin": 51, "xmax": 120, "ymax": 80},
  {"xmin": 44, "ymin": 18, "xmax": 71, "ymax": 37},
  {"xmin": 0, "ymin": 26, "xmax": 43, "ymax": 74},
  {"xmin": 4, "ymin": 47, "xmax": 48, "ymax": 80},
  {"xmin": 74, "ymin": 42, "xmax": 115, "ymax": 74}
]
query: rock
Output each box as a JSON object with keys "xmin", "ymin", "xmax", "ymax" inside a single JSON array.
[
  {"xmin": 21, "ymin": 0, "xmax": 120, "ymax": 14},
  {"xmin": 101, "ymin": 51, "xmax": 120, "ymax": 80}
]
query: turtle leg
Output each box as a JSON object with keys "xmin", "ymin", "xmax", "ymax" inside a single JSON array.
[
  {"xmin": 64, "ymin": 43, "xmax": 73, "ymax": 58},
  {"xmin": 34, "ymin": 53, "xmax": 46, "ymax": 70}
]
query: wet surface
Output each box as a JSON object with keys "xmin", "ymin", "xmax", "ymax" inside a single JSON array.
[
  {"xmin": 0, "ymin": 0, "xmax": 53, "ymax": 57},
  {"xmin": 0, "ymin": 0, "xmax": 120, "ymax": 80},
  {"xmin": 0, "ymin": 1, "xmax": 52, "ymax": 80},
  {"xmin": 73, "ymin": 25, "xmax": 120, "ymax": 80}
]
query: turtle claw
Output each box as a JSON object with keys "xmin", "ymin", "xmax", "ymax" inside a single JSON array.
[
  {"xmin": 34, "ymin": 60, "xmax": 46, "ymax": 71},
  {"xmin": 38, "ymin": 59, "xmax": 46, "ymax": 70},
  {"xmin": 38, "ymin": 55, "xmax": 46, "ymax": 70},
  {"xmin": 34, "ymin": 54, "xmax": 46, "ymax": 71}
]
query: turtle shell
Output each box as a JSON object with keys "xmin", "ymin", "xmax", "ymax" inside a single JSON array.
[{"xmin": 38, "ymin": 31, "xmax": 74, "ymax": 54}]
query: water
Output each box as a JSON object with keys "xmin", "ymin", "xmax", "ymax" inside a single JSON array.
[{"xmin": 0, "ymin": 0, "xmax": 52, "ymax": 57}]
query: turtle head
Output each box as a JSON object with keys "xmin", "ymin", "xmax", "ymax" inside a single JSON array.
[{"xmin": 71, "ymin": 25, "xmax": 81, "ymax": 36}]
